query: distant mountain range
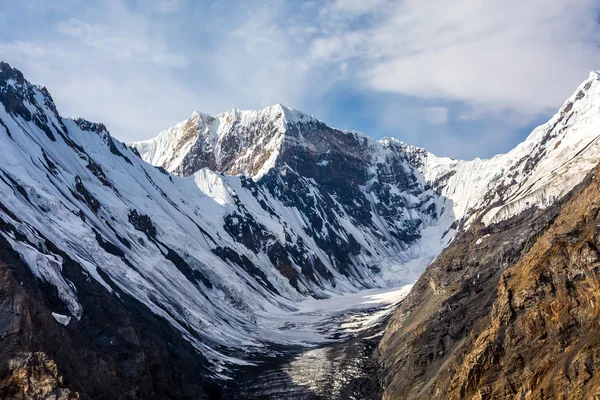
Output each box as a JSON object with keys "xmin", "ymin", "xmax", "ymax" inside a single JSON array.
[{"xmin": 1, "ymin": 60, "xmax": 600, "ymax": 399}]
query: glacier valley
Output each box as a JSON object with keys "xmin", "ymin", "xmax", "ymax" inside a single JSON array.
[{"xmin": 2, "ymin": 61, "xmax": 600, "ymax": 398}]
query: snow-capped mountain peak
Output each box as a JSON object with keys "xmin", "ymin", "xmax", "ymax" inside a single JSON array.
[
  {"xmin": 217, "ymin": 103, "xmax": 317, "ymax": 125},
  {"xmin": 131, "ymin": 103, "xmax": 319, "ymax": 180},
  {"xmin": 399, "ymin": 70, "xmax": 600, "ymax": 227}
]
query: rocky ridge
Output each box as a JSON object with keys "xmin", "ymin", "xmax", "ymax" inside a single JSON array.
[
  {"xmin": 378, "ymin": 75, "xmax": 600, "ymax": 399},
  {"xmin": 400, "ymin": 72, "xmax": 600, "ymax": 227}
]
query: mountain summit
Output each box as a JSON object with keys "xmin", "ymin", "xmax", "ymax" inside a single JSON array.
[{"xmin": 131, "ymin": 104, "xmax": 318, "ymax": 179}]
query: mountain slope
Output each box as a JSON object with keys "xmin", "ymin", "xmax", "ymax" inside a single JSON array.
[
  {"xmin": 378, "ymin": 73, "xmax": 600, "ymax": 399},
  {"xmin": 0, "ymin": 62, "xmax": 455, "ymax": 398},
  {"xmin": 378, "ymin": 156, "xmax": 600, "ymax": 400},
  {"xmin": 449, "ymin": 163, "xmax": 600, "ymax": 399},
  {"xmin": 403, "ymin": 72, "xmax": 600, "ymax": 227}
]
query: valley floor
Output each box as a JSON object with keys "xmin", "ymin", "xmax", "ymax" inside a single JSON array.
[{"xmin": 223, "ymin": 285, "xmax": 410, "ymax": 399}]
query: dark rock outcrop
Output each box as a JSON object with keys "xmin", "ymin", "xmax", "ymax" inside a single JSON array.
[{"xmin": 0, "ymin": 232, "xmax": 219, "ymax": 399}]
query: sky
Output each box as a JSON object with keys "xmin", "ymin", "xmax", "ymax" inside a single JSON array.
[{"xmin": 1, "ymin": 0, "xmax": 600, "ymax": 159}]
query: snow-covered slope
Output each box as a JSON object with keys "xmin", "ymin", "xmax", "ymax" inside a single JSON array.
[
  {"xmin": 400, "ymin": 71, "xmax": 600, "ymax": 227},
  {"xmin": 0, "ymin": 63, "xmax": 453, "ymax": 377}
]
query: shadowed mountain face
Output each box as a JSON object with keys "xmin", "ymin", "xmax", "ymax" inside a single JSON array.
[
  {"xmin": 2, "ymin": 58, "xmax": 600, "ymax": 400},
  {"xmin": 0, "ymin": 226, "xmax": 219, "ymax": 400}
]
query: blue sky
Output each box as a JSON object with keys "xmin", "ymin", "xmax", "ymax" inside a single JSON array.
[{"xmin": 1, "ymin": 0, "xmax": 600, "ymax": 159}]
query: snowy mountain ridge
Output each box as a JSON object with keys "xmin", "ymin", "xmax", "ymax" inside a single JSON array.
[
  {"xmin": 135, "ymin": 69, "xmax": 600, "ymax": 234},
  {"xmin": 131, "ymin": 104, "xmax": 317, "ymax": 180},
  {"xmin": 393, "ymin": 71, "xmax": 600, "ymax": 227},
  {"xmin": 0, "ymin": 62, "xmax": 452, "ymax": 376}
]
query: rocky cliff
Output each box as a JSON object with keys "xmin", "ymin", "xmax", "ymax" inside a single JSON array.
[{"xmin": 379, "ymin": 134, "xmax": 600, "ymax": 399}]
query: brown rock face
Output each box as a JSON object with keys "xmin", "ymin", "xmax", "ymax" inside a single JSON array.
[
  {"xmin": 1, "ymin": 352, "xmax": 78, "ymax": 400},
  {"xmin": 379, "ymin": 165, "xmax": 600, "ymax": 399},
  {"xmin": 0, "ymin": 247, "xmax": 79, "ymax": 399}
]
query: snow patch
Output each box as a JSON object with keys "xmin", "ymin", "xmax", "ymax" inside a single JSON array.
[{"xmin": 52, "ymin": 312, "xmax": 71, "ymax": 326}]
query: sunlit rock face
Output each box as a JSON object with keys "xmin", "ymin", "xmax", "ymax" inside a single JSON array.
[{"xmin": 379, "ymin": 73, "xmax": 600, "ymax": 400}]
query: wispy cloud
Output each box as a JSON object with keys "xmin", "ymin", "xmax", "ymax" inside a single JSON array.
[
  {"xmin": 0, "ymin": 0, "xmax": 199, "ymax": 140},
  {"xmin": 310, "ymin": 0, "xmax": 600, "ymax": 113},
  {"xmin": 0, "ymin": 0, "xmax": 598, "ymax": 158},
  {"xmin": 55, "ymin": 17, "xmax": 189, "ymax": 66}
]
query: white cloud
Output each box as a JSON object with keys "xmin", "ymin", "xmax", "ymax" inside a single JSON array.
[
  {"xmin": 1, "ymin": 0, "xmax": 599, "ymax": 159},
  {"xmin": 55, "ymin": 17, "xmax": 189, "ymax": 67},
  {"xmin": 311, "ymin": 0, "xmax": 600, "ymax": 116},
  {"xmin": 425, "ymin": 107, "xmax": 449, "ymax": 125},
  {"xmin": 201, "ymin": 2, "xmax": 337, "ymax": 111}
]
